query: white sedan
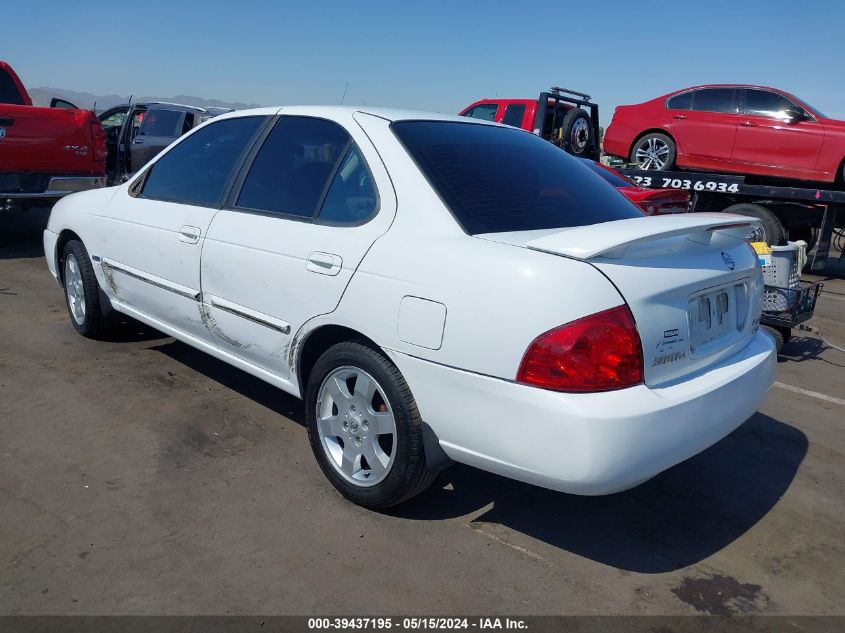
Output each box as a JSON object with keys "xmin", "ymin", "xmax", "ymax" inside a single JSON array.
[{"xmin": 44, "ymin": 106, "xmax": 776, "ymax": 508}]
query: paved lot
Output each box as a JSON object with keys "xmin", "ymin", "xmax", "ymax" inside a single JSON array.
[{"xmin": 1, "ymin": 208, "xmax": 844, "ymax": 615}]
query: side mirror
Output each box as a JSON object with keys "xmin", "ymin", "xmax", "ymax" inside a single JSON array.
[{"xmin": 783, "ymin": 109, "xmax": 807, "ymax": 124}]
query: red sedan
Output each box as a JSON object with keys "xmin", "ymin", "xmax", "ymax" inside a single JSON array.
[
  {"xmin": 579, "ymin": 159, "xmax": 690, "ymax": 215},
  {"xmin": 603, "ymin": 85, "xmax": 845, "ymax": 184}
]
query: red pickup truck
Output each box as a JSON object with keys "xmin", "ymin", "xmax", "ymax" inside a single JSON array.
[
  {"xmin": 1, "ymin": 61, "xmax": 106, "ymax": 212},
  {"xmin": 459, "ymin": 87, "xmax": 600, "ymax": 159}
]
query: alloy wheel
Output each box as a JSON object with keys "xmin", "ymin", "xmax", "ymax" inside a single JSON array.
[
  {"xmin": 635, "ymin": 137, "xmax": 671, "ymax": 170},
  {"xmin": 315, "ymin": 366, "xmax": 397, "ymax": 487},
  {"xmin": 64, "ymin": 254, "xmax": 86, "ymax": 326}
]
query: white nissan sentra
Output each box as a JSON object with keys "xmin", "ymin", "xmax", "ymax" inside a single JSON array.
[{"xmin": 43, "ymin": 107, "xmax": 776, "ymax": 508}]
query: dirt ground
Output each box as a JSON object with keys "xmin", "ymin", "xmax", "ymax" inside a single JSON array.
[{"xmin": 2, "ymin": 208, "xmax": 844, "ymax": 615}]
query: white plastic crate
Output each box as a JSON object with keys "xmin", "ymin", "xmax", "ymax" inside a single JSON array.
[{"xmin": 762, "ymin": 243, "xmax": 801, "ymax": 313}]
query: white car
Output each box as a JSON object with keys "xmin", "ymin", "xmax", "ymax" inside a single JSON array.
[{"xmin": 43, "ymin": 106, "xmax": 776, "ymax": 508}]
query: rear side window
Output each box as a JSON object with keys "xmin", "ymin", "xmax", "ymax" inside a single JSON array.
[
  {"xmin": 393, "ymin": 121, "xmax": 643, "ymax": 234},
  {"xmin": 140, "ymin": 116, "xmax": 266, "ymax": 207},
  {"xmin": 237, "ymin": 116, "xmax": 351, "ymax": 218},
  {"xmin": 140, "ymin": 108, "xmax": 184, "ymax": 137},
  {"xmin": 317, "ymin": 146, "xmax": 378, "ymax": 225},
  {"xmin": 666, "ymin": 92, "xmax": 692, "ymax": 110},
  {"xmin": 461, "ymin": 104, "xmax": 498, "ymax": 121},
  {"xmin": 0, "ymin": 69, "xmax": 25, "ymax": 105},
  {"xmin": 502, "ymin": 104, "xmax": 526, "ymax": 127},
  {"xmin": 691, "ymin": 89, "xmax": 737, "ymax": 114}
]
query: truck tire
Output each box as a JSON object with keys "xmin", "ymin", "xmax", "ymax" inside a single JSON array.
[
  {"xmin": 721, "ymin": 203, "xmax": 787, "ymax": 245},
  {"xmin": 789, "ymin": 227, "xmax": 819, "ymax": 252},
  {"xmin": 630, "ymin": 132, "xmax": 676, "ymax": 171},
  {"xmin": 560, "ymin": 108, "xmax": 593, "ymax": 157}
]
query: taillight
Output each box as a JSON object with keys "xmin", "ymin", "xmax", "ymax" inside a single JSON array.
[
  {"xmin": 517, "ymin": 305, "xmax": 644, "ymax": 392},
  {"xmin": 634, "ymin": 192, "xmax": 691, "ymax": 215},
  {"xmin": 89, "ymin": 111, "xmax": 107, "ymax": 161}
]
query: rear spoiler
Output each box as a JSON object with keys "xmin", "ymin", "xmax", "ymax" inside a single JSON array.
[{"xmin": 527, "ymin": 213, "xmax": 760, "ymax": 260}]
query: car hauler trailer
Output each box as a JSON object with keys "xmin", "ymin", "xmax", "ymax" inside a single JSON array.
[{"xmin": 617, "ymin": 168, "xmax": 845, "ymax": 273}]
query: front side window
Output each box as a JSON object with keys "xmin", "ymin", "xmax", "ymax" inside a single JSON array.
[
  {"xmin": 236, "ymin": 116, "xmax": 351, "ymax": 218},
  {"xmin": 393, "ymin": 121, "xmax": 643, "ymax": 235},
  {"xmin": 139, "ymin": 108, "xmax": 184, "ymax": 137},
  {"xmin": 502, "ymin": 104, "xmax": 526, "ymax": 127},
  {"xmin": 691, "ymin": 89, "xmax": 737, "ymax": 114},
  {"xmin": 744, "ymin": 90, "xmax": 799, "ymax": 119},
  {"xmin": 461, "ymin": 104, "xmax": 498, "ymax": 121},
  {"xmin": 139, "ymin": 116, "xmax": 267, "ymax": 207},
  {"xmin": 99, "ymin": 110, "xmax": 127, "ymax": 130}
]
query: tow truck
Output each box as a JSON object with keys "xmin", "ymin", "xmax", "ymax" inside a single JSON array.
[{"xmin": 460, "ymin": 87, "xmax": 601, "ymax": 160}]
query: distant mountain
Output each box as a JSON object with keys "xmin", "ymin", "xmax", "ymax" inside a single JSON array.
[{"xmin": 28, "ymin": 87, "xmax": 262, "ymax": 112}]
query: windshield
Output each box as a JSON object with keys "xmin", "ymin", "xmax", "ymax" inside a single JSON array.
[
  {"xmin": 392, "ymin": 121, "xmax": 642, "ymax": 235},
  {"xmin": 798, "ymin": 100, "xmax": 826, "ymax": 118},
  {"xmin": 783, "ymin": 91, "xmax": 826, "ymax": 118}
]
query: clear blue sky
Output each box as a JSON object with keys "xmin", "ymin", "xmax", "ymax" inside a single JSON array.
[{"xmin": 7, "ymin": 0, "xmax": 845, "ymax": 124}]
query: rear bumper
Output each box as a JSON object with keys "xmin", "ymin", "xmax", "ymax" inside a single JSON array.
[
  {"xmin": 388, "ymin": 330, "xmax": 776, "ymax": 495},
  {"xmin": 2, "ymin": 175, "xmax": 105, "ymax": 210},
  {"xmin": 602, "ymin": 123, "xmax": 637, "ymax": 159}
]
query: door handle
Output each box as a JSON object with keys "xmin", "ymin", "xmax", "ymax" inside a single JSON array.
[
  {"xmin": 306, "ymin": 252, "xmax": 342, "ymax": 276},
  {"xmin": 132, "ymin": 138, "xmax": 144, "ymax": 144},
  {"xmin": 740, "ymin": 120, "xmax": 756, "ymax": 127},
  {"xmin": 672, "ymin": 114, "xmax": 687, "ymax": 120},
  {"xmin": 178, "ymin": 225, "xmax": 201, "ymax": 244}
]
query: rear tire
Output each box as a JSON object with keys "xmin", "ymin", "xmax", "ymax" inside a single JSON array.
[
  {"xmin": 560, "ymin": 108, "xmax": 593, "ymax": 157},
  {"xmin": 763, "ymin": 325, "xmax": 785, "ymax": 353},
  {"xmin": 305, "ymin": 341, "xmax": 438, "ymax": 509},
  {"xmin": 788, "ymin": 226, "xmax": 819, "ymax": 252},
  {"xmin": 61, "ymin": 240, "xmax": 112, "ymax": 339},
  {"xmin": 630, "ymin": 132, "xmax": 676, "ymax": 171},
  {"xmin": 721, "ymin": 203, "xmax": 787, "ymax": 245}
]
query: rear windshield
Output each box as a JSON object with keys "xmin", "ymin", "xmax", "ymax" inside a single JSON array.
[
  {"xmin": 0, "ymin": 69, "xmax": 26, "ymax": 105},
  {"xmin": 392, "ymin": 121, "xmax": 642, "ymax": 234}
]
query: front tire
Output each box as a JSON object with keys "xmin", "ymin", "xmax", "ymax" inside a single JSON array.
[
  {"xmin": 631, "ymin": 132, "xmax": 676, "ymax": 171},
  {"xmin": 62, "ymin": 240, "xmax": 112, "ymax": 339},
  {"xmin": 306, "ymin": 341, "xmax": 437, "ymax": 509}
]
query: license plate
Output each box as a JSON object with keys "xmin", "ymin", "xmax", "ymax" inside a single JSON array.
[{"xmin": 688, "ymin": 288, "xmax": 735, "ymax": 353}]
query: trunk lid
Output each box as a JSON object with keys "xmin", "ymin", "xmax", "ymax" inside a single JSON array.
[{"xmin": 478, "ymin": 214, "xmax": 764, "ymax": 386}]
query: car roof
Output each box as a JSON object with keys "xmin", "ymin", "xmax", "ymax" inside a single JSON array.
[
  {"xmin": 105, "ymin": 101, "xmax": 209, "ymax": 113},
  {"xmin": 214, "ymin": 105, "xmax": 497, "ymax": 126},
  {"xmin": 669, "ymin": 84, "xmax": 785, "ymax": 94}
]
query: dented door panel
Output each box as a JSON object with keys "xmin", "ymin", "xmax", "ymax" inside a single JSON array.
[
  {"xmin": 198, "ymin": 110, "xmax": 397, "ymax": 378},
  {"xmin": 91, "ymin": 195, "xmax": 218, "ymax": 346}
]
